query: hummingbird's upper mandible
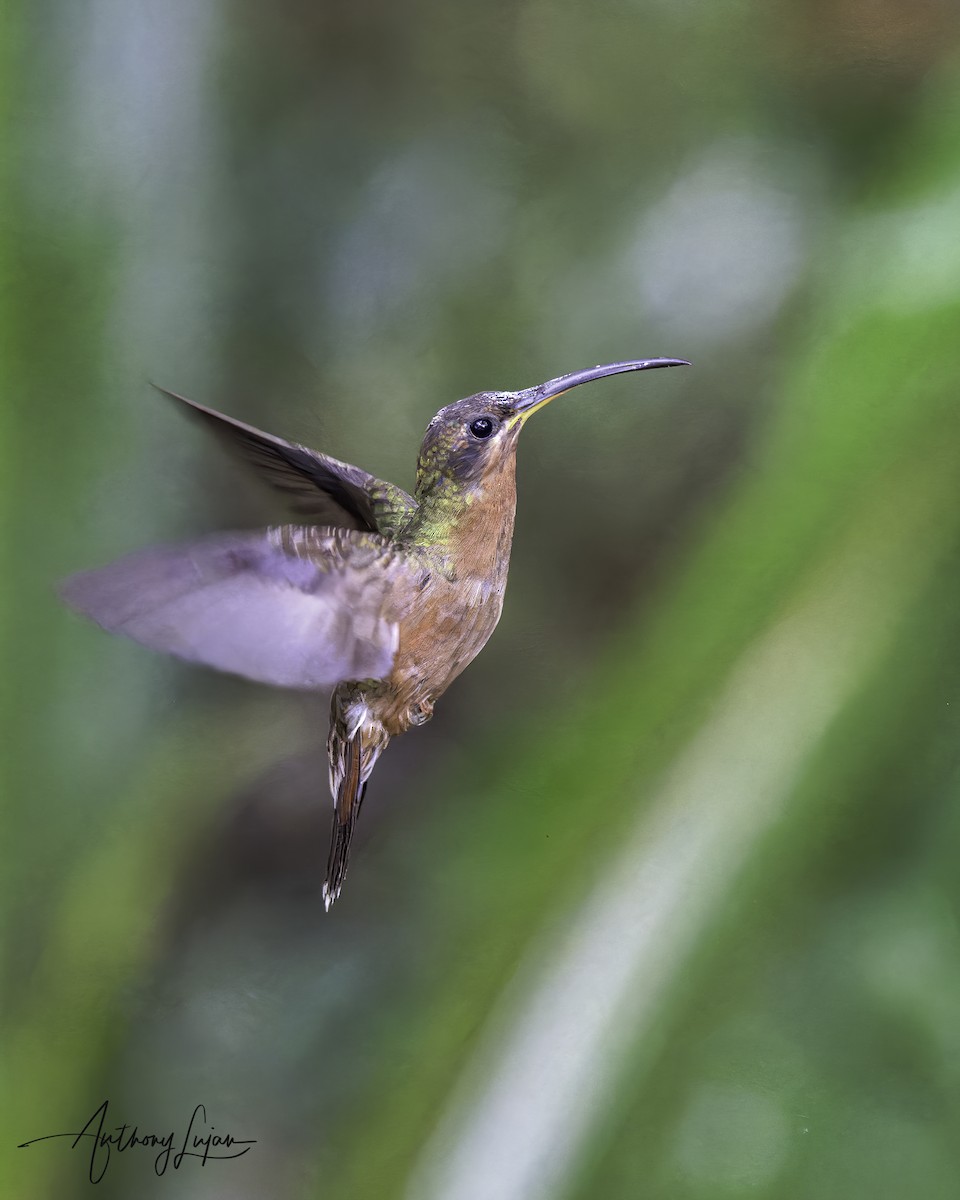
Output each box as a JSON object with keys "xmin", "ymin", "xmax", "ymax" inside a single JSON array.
[{"xmin": 61, "ymin": 356, "xmax": 689, "ymax": 908}]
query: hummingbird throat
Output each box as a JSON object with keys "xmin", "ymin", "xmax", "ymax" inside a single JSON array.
[{"xmin": 408, "ymin": 456, "xmax": 518, "ymax": 576}]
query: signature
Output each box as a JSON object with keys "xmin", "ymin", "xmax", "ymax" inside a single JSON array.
[{"xmin": 18, "ymin": 1099, "xmax": 256, "ymax": 1183}]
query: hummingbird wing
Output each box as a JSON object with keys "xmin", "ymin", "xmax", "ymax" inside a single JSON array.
[
  {"xmin": 154, "ymin": 388, "xmax": 417, "ymax": 537},
  {"xmin": 60, "ymin": 527, "xmax": 409, "ymax": 689}
]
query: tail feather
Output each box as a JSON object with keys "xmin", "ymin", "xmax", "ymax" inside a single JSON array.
[
  {"xmin": 323, "ymin": 736, "xmax": 366, "ymax": 911},
  {"xmin": 324, "ymin": 688, "xmax": 390, "ymax": 910}
]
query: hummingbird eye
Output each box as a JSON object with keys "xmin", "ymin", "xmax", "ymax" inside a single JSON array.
[{"xmin": 468, "ymin": 416, "xmax": 495, "ymax": 439}]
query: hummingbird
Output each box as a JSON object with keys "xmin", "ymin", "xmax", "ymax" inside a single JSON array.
[{"xmin": 62, "ymin": 357, "xmax": 687, "ymax": 908}]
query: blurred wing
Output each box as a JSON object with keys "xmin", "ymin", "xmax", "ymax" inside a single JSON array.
[
  {"xmin": 60, "ymin": 528, "xmax": 403, "ymax": 689},
  {"xmin": 154, "ymin": 387, "xmax": 417, "ymax": 535}
]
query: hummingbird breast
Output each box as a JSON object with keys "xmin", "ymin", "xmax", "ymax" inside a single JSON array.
[
  {"xmin": 374, "ymin": 570, "xmax": 506, "ymax": 735},
  {"xmin": 373, "ymin": 468, "xmax": 518, "ymax": 736}
]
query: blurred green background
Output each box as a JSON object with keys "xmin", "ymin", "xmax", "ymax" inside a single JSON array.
[{"xmin": 6, "ymin": 2, "xmax": 960, "ymax": 1197}]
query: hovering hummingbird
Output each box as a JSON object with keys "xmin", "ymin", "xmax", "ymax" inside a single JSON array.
[{"xmin": 62, "ymin": 358, "xmax": 687, "ymax": 907}]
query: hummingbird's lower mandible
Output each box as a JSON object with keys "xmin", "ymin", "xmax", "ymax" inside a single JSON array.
[{"xmin": 62, "ymin": 357, "xmax": 688, "ymax": 908}]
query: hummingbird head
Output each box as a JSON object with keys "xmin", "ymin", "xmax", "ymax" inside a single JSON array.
[{"xmin": 414, "ymin": 357, "xmax": 689, "ymax": 499}]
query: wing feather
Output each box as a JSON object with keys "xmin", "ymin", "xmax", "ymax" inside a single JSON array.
[
  {"xmin": 60, "ymin": 528, "xmax": 403, "ymax": 689},
  {"xmin": 154, "ymin": 387, "xmax": 417, "ymax": 536}
]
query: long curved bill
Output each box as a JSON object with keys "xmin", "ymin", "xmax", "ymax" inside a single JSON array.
[{"xmin": 509, "ymin": 357, "xmax": 689, "ymax": 423}]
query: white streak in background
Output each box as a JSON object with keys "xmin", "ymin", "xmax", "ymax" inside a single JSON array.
[
  {"xmin": 629, "ymin": 140, "xmax": 807, "ymax": 342},
  {"xmin": 407, "ymin": 494, "xmax": 945, "ymax": 1200},
  {"xmin": 55, "ymin": 0, "xmax": 229, "ymax": 478},
  {"xmin": 76, "ymin": 0, "xmax": 226, "ymax": 380},
  {"xmin": 44, "ymin": 1, "xmax": 226, "ymax": 757},
  {"xmin": 27, "ymin": 0, "xmax": 221, "ymax": 226}
]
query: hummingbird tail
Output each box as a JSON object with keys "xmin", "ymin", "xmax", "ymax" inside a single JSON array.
[
  {"xmin": 324, "ymin": 693, "xmax": 390, "ymax": 910},
  {"xmin": 323, "ymin": 736, "xmax": 367, "ymax": 911}
]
